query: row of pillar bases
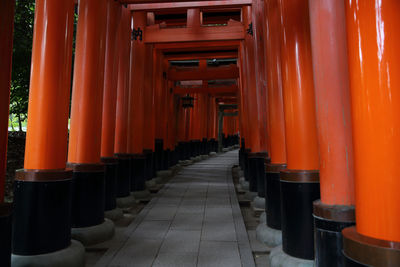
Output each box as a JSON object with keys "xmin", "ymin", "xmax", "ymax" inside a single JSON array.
[
  {"xmin": 239, "ymin": 146, "xmax": 378, "ymax": 266},
  {"xmin": 0, "ymin": 136, "xmax": 239, "ymax": 267}
]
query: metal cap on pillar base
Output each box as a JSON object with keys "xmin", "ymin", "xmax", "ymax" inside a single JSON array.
[
  {"xmin": 101, "ymin": 157, "xmax": 123, "ymax": 222},
  {"xmin": 269, "ymin": 170, "xmax": 320, "ymax": 267},
  {"xmin": 313, "ymin": 200, "xmax": 355, "ymax": 267},
  {"xmin": 11, "ymin": 169, "xmax": 85, "ymax": 267},
  {"xmin": 342, "ymin": 227, "xmax": 400, "ymax": 267},
  {"xmin": 68, "ymin": 163, "xmax": 115, "ymax": 247}
]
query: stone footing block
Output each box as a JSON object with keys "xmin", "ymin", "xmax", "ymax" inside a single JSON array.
[
  {"xmin": 116, "ymin": 194, "xmax": 136, "ymax": 209},
  {"xmin": 269, "ymin": 246, "xmax": 314, "ymax": 267},
  {"xmin": 12, "ymin": 240, "xmax": 85, "ymax": 267},
  {"xmin": 256, "ymin": 222, "xmax": 282, "ymax": 248},
  {"xmin": 104, "ymin": 207, "xmax": 124, "ymax": 222},
  {"xmin": 132, "ymin": 190, "xmax": 151, "ymax": 200},
  {"xmin": 71, "ymin": 219, "xmax": 115, "ymax": 247},
  {"xmin": 244, "ymin": 191, "xmax": 257, "ymax": 201},
  {"xmin": 209, "ymin": 152, "xmax": 217, "ymax": 157},
  {"xmin": 252, "ymin": 196, "xmax": 266, "ymax": 210},
  {"xmin": 260, "ymin": 211, "xmax": 266, "ymax": 224}
]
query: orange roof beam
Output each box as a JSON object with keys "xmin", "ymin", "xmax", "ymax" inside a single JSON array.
[
  {"xmin": 168, "ymin": 65, "xmax": 239, "ymax": 80},
  {"xmin": 127, "ymin": 0, "xmax": 251, "ymax": 11},
  {"xmin": 174, "ymin": 85, "xmax": 238, "ymax": 94}
]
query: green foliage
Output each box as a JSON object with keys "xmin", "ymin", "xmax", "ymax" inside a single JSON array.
[{"xmin": 10, "ymin": 0, "xmax": 35, "ymax": 131}]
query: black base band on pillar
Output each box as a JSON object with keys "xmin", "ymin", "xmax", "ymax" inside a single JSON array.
[
  {"xmin": 244, "ymin": 149, "xmax": 250, "ymax": 181},
  {"xmin": 101, "ymin": 158, "xmax": 118, "ymax": 212},
  {"xmin": 155, "ymin": 139, "xmax": 163, "ymax": 172},
  {"xmin": 130, "ymin": 154, "xmax": 146, "ymax": 191},
  {"xmin": 342, "ymin": 226, "xmax": 400, "ymax": 267},
  {"xmin": 143, "ymin": 149, "xmax": 154, "ymax": 181},
  {"xmin": 265, "ymin": 163, "xmax": 287, "ymax": 230},
  {"xmin": 313, "ymin": 200, "xmax": 355, "ymax": 267},
  {"xmin": 114, "ymin": 154, "xmax": 131, "ymax": 197},
  {"xmin": 68, "ymin": 163, "xmax": 105, "ymax": 228},
  {"xmin": 248, "ymin": 152, "xmax": 268, "ymax": 194},
  {"xmin": 12, "ymin": 170, "xmax": 73, "ymax": 255},
  {"xmin": 280, "ymin": 169, "xmax": 320, "ymax": 260},
  {"xmin": 0, "ymin": 203, "xmax": 12, "ymax": 265}
]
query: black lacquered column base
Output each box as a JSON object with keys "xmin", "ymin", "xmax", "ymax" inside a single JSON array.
[
  {"xmin": 313, "ymin": 200, "xmax": 355, "ymax": 267},
  {"xmin": 280, "ymin": 170, "xmax": 320, "ymax": 260},
  {"xmin": 154, "ymin": 139, "xmax": 163, "ymax": 172},
  {"xmin": 143, "ymin": 149, "xmax": 154, "ymax": 181},
  {"xmin": 114, "ymin": 154, "xmax": 131, "ymax": 198},
  {"xmin": 265, "ymin": 163, "xmax": 286, "ymax": 230},
  {"xmin": 342, "ymin": 226, "xmax": 400, "ymax": 267},
  {"xmin": 243, "ymin": 149, "xmax": 250, "ymax": 181},
  {"xmin": 248, "ymin": 152, "xmax": 267, "ymax": 193},
  {"xmin": 13, "ymin": 169, "xmax": 73, "ymax": 256},
  {"xmin": 0, "ymin": 203, "xmax": 12, "ymax": 266},
  {"xmin": 101, "ymin": 158, "xmax": 118, "ymax": 212},
  {"xmin": 130, "ymin": 154, "xmax": 146, "ymax": 191},
  {"xmin": 68, "ymin": 164, "xmax": 105, "ymax": 229}
]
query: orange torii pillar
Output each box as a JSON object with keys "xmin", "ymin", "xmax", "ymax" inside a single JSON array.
[
  {"xmin": 68, "ymin": 0, "xmax": 114, "ymax": 246},
  {"xmin": 199, "ymin": 93, "xmax": 209, "ymax": 155},
  {"xmin": 176, "ymin": 102, "xmax": 189, "ymax": 160},
  {"xmin": 11, "ymin": 0, "xmax": 86, "ymax": 266},
  {"xmin": 308, "ymin": 0, "xmax": 355, "ymax": 265},
  {"xmin": 142, "ymin": 43, "xmax": 156, "ymax": 182},
  {"xmin": 101, "ymin": 0, "xmax": 122, "ymax": 219},
  {"xmin": 269, "ymin": 0, "xmax": 320, "ymax": 264},
  {"xmin": 257, "ymin": 0, "xmax": 287, "ymax": 248},
  {"xmin": 0, "ymin": 0, "xmax": 14, "ymax": 265},
  {"xmin": 342, "ymin": 1, "xmax": 400, "ymax": 265},
  {"xmin": 189, "ymin": 93, "xmax": 202, "ymax": 158},
  {"xmin": 154, "ymin": 52, "xmax": 167, "ymax": 172},
  {"xmin": 242, "ymin": 6, "xmax": 266, "ymax": 200},
  {"xmin": 207, "ymin": 96, "xmax": 218, "ymax": 153},
  {"xmin": 127, "ymin": 11, "xmax": 148, "ymax": 196},
  {"xmin": 165, "ymin": 81, "xmax": 178, "ymax": 166}
]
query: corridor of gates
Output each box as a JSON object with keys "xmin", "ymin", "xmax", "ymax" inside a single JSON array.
[{"xmin": 1, "ymin": 0, "xmax": 400, "ymax": 266}]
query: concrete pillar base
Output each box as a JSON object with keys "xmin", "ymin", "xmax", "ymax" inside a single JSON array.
[
  {"xmin": 256, "ymin": 222, "xmax": 282, "ymax": 248},
  {"xmin": 239, "ymin": 177, "xmax": 246, "ymax": 185},
  {"xmin": 239, "ymin": 170, "xmax": 244, "ymax": 177},
  {"xmin": 179, "ymin": 160, "xmax": 193, "ymax": 166},
  {"xmin": 241, "ymin": 181, "xmax": 250, "ymax": 191},
  {"xmin": 145, "ymin": 179, "xmax": 157, "ymax": 188},
  {"xmin": 116, "ymin": 194, "xmax": 136, "ymax": 209},
  {"xmin": 209, "ymin": 152, "xmax": 217, "ymax": 157},
  {"xmin": 12, "ymin": 240, "xmax": 85, "ymax": 267},
  {"xmin": 104, "ymin": 207, "xmax": 124, "ymax": 222},
  {"xmin": 244, "ymin": 191, "xmax": 258, "ymax": 201},
  {"xmin": 222, "ymin": 148, "xmax": 229, "ymax": 152},
  {"xmin": 259, "ymin": 211, "xmax": 266, "ymax": 224},
  {"xmin": 252, "ymin": 196, "xmax": 266, "ymax": 210},
  {"xmin": 200, "ymin": 155, "xmax": 209, "ymax": 160},
  {"xmin": 132, "ymin": 190, "xmax": 151, "ymax": 200},
  {"xmin": 157, "ymin": 170, "xmax": 173, "ymax": 178},
  {"xmin": 71, "ymin": 219, "xmax": 115, "ymax": 247},
  {"xmin": 269, "ymin": 246, "xmax": 314, "ymax": 267},
  {"xmin": 234, "ymin": 144, "xmax": 240, "ymax": 149}
]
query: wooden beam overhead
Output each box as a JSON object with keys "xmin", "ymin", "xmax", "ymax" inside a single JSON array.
[
  {"xmin": 165, "ymin": 51, "xmax": 237, "ymax": 60},
  {"xmin": 127, "ymin": 0, "xmax": 252, "ymax": 11},
  {"xmin": 174, "ymin": 85, "xmax": 238, "ymax": 94},
  {"xmin": 144, "ymin": 20, "xmax": 244, "ymax": 43},
  {"xmin": 168, "ymin": 65, "xmax": 239, "ymax": 80}
]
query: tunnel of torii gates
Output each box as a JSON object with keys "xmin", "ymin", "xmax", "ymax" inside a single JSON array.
[{"xmin": 0, "ymin": 0, "xmax": 400, "ymax": 266}]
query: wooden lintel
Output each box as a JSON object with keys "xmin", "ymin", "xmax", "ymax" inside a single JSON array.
[
  {"xmin": 128, "ymin": 0, "xmax": 252, "ymax": 11},
  {"xmin": 174, "ymin": 85, "xmax": 238, "ymax": 94},
  {"xmin": 144, "ymin": 22, "xmax": 244, "ymax": 43},
  {"xmin": 168, "ymin": 65, "xmax": 239, "ymax": 80},
  {"xmin": 165, "ymin": 51, "xmax": 237, "ymax": 61}
]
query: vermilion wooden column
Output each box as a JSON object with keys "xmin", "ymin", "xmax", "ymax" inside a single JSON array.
[
  {"xmin": 274, "ymin": 0, "xmax": 320, "ymax": 262},
  {"xmin": 128, "ymin": 11, "xmax": 147, "ymax": 193},
  {"xmin": 342, "ymin": 1, "xmax": 400, "ymax": 265},
  {"xmin": 0, "ymin": 0, "xmax": 14, "ymax": 265},
  {"xmin": 0, "ymin": 0, "xmax": 14, "ymax": 203},
  {"xmin": 101, "ymin": 0, "xmax": 121, "ymax": 215},
  {"xmin": 308, "ymin": 0, "xmax": 355, "ymax": 265},
  {"xmin": 114, "ymin": 7, "xmax": 131, "ymax": 200},
  {"xmin": 262, "ymin": 0, "xmax": 287, "ymax": 244},
  {"xmin": 68, "ymin": 0, "xmax": 113, "ymax": 240},
  {"xmin": 12, "ymin": 0, "xmax": 80, "ymax": 262}
]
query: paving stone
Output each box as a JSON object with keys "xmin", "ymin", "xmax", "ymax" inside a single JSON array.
[
  {"xmin": 152, "ymin": 253, "xmax": 198, "ymax": 267},
  {"xmin": 202, "ymin": 219, "xmax": 237, "ymax": 242},
  {"xmin": 144, "ymin": 206, "xmax": 178, "ymax": 221},
  {"xmin": 130, "ymin": 220, "xmax": 170, "ymax": 240},
  {"xmin": 197, "ymin": 241, "xmax": 241, "ymax": 267},
  {"xmin": 170, "ymin": 213, "xmax": 204, "ymax": 230},
  {"xmin": 159, "ymin": 230, "xmax": 201, "ymax": 253}
]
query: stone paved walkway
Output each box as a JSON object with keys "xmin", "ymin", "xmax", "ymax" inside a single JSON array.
[{"xmin": 96, "ymin": 150, "xmax": 255, "ymax": 267}]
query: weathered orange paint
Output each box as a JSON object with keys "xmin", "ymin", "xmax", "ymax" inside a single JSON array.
[
  {"xmin": 278, "ymin": 0, "xmax": 319, "ymax": 170},
  {"xmin": 253, "ymin": 0, "xmax": 268, "ymax": 153},
  {"xmin": 309, "ymin": 0, "xmax": 354, "ymax": 206},
  {"xmin": 114, "ymin": 7, "xmax": 131, "ymax": 155},
  {"xmin": 142, "ymin": 43, "xmax": 155, "ymax": 151},
  {"xmin": 0, "ymin": 0, "xmax": 15, "ymax": 201},
  {"xmin": 187, "ymin": 8, "xmax": 200, "ymax": 28},
  {"xmin": 265, "ymin": 0, "xmax": 286, "ymax": 165},
  {"xmin": 68, "ymin": 0, "xmax": 108, "ymax": 164},
  {"xmin": 238, "ymin": 49, "xmax": 248, "ymax": 147},
  {"xmin": 345, "ymin": 0, "xmax": 400, "ymax": 242},
  {"xmin": 242, "ymin": 6, "xmax": 261, "ymax": 153},
  {"xmin": 101, "ymin": 0, "xmax": 122, "ymax": 158},
  {"xmin": 154, "ymin": 52, "xmax": 166, "ymax": 141},
  {"xmin": 128, "ymin": 11, "xmax": 146, "ymax": 154},
  {"xmin": 24, "ymin": 0, "xmax": 75, "ymax": 169}
]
